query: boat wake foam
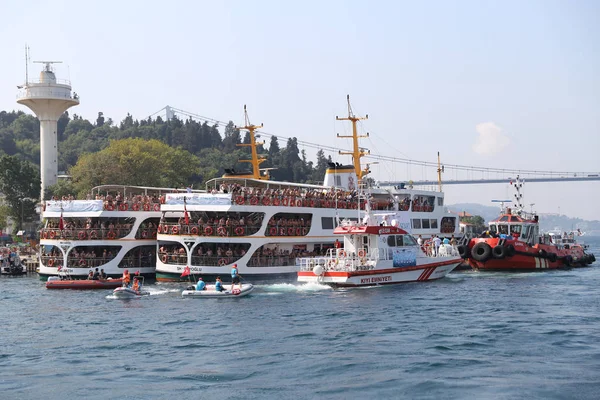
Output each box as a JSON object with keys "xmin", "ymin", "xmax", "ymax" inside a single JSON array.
[{"xmin": 259, "ymin": 282, "xmax": 333, "ymax": 293}]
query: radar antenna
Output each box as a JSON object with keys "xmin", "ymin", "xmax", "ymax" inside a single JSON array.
[{"xmin": 33, "ymin": 60, "xmax": 62, "ymax": 72}]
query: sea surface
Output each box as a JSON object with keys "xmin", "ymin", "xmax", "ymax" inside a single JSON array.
[{"xmin": 2, "ymin": 238, "xmax": 600, "ymax": 400}]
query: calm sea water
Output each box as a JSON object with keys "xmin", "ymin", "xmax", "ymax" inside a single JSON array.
[{"xmin": 2, "ymin": 238, "xmax": 600, "ymax": 400}]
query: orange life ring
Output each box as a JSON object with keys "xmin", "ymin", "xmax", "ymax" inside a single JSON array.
[
  {"xmin": 204, "ymin": 226, "xmax": 213, "ymax": 236},
  {"xmin": 296, "ymin": 199, "xmax": 302, "ymax": 207},
  {"xmin": 269, "ymin": 227, "xmax": 277, "ymax": 236},
  {"xmin": 78, "ymin": 231, "xmax": 86, "ymax": 240},
  {"xmin": 191, "ymin": 226, "xmax": 199, "ymax": 235},
  {"xmin": 106, "ymin": 204, "xmax": 114, "ymax": 211},
  {"xmin": 161, "ymin": 254, "xmax": 168, "ymax": 263},
  {"xmin": 262, "ymin": 197, "xmax": 271, "ymax": 206},
  {"xmin": 118, "ymin": 203, "xmax": 126, "ymax": 211},
  {"xmin": 157, "ymin": 225, "xmax": 163, "ymax": 234},
  {"xmin": 337, "ymin": 250, "xmax": 346, "ymax": 258},
  {"xmin": 217, "ymin": 227, "xmax": 226, "ymax": 236},
  {"xmin": 310, "ymin": 200, "xmax": 315, "ymax": 207},
  {"xmin": 42, "ymin": 231, "xmax": 48, "ymax": 239},
  {"xmin": 288, "ymin": 227, "xmax": 295, "ymax": 236},
  {"xmin": 282, "ymin": 198, "xmax": 289, "ymax": 206},
  {"xmin": 236, "ymin": 196, "xmax": 245, "ymax": 205},
  {"xmin": 250, "ymin": 196, "xmax": 258, "ymax": 205},
  {"xmin": 50, "ymin": 231, "xmax": 56, "ymax": 239},
  {"xmin": 143, "ymin": 203, "xmax": 151, "ymax": 211},
  {"xmin": 302, "ymin": 227, "xmax": 308, "ymax": 235},
  {"xmin": 79, "ymin": 259, "xmax": 87, "ymax": 266},
  {"xmin": 273, "ymin": 198, "xmax": 280, "ymax": 206},
  {"xmin": 358, "ymin": 249, "xmax": 366, "ymax": 258},
  {"xmin": 296, "ymin": 228, "xmax": 302, "ymax": 236},
  {"xmin": 132, "ymin": 203, "xmax": 140, "ymax": 211},
  {"xmin": 107, "ymin": 231, "xmax": 116, "ymax": 240},
  {"xmin": 235, "ymin": 227, "xmax": 244, "ymax": 236},
  {"xmin": 90, "ymin": 230, "xmax": 98, "ymax": 239},
  {"xmin": 160, "ymin": 195, "xmax": 166, "ymax": 204},
  {"xmin": 218, "ymin": 258, "xmax": 227, "ymax": 266},
  {"xmin": 154, "ymin": 203, "xmax": 160, "ymax": 211},
  {"xmin": 47, "ymin": 259, "xmax": 54, "ymax": 267},
  {"xmin": 172, "ymin": 226, "xmax": 179, "ymax": 235}
]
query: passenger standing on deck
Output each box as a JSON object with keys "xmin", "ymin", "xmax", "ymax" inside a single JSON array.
[
  {"xmin": 231, "ymin": 264, "xmax": 240, "ymax": 288},
  {"xmin": 433, "ymin": 235, "xmax": 442, "ymax": 256},
  {"xmin": 196, "ymin": 277, "xmax": 206, "ymax": 291}
]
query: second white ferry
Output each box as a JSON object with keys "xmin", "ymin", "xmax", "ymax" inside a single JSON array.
[{"xmin": 155, "ymin": 102, "xmax": 461, "ymax": 281}]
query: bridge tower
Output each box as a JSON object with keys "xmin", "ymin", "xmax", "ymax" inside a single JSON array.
[{"xmin": 17, "ymin": 60, "xmax": 79, "ymax": 201}]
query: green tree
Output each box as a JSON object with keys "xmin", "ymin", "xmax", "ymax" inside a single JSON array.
[
  {"xmin": 0, "ymin": 155, "xmax": 40, "ymax": 231},
  {"xmin": 0, "ymin": 204, "xmax": 10, "ymax": 232},
  {"xmin": 96, "ymin": 112, "xmax": 105, "ymax": 127},
  {"xmin": 69, "ymin": 138, "xmax": 200, "ymax": 195}
]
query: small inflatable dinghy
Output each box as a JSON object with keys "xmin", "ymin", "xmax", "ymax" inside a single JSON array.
[
  {"xmin": 181, "ymin": 284, "xmax": 254, "ymax": 298},
  {"xmin": 113, "ymin": 286, "xmax": 150, "ymax": 298}
]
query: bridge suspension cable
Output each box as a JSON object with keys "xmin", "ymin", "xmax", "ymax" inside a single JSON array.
[{"xmin": 147, "ymin": 105, "xmax": 598, "ymax": 179}]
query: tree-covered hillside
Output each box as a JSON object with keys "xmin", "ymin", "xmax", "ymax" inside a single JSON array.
[{"xmin": 0, "ymin": 109, "xmax": 334, "ymax": 231}]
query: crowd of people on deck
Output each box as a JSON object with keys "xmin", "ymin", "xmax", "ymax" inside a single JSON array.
[
  {"xmin": 41, "ymin": 217, "xmax": 159, "ymax": 240},
  {"xmin": 417, "ymin": 234, "xmax": 459, "ymax": 257},
  {"xmin": 161, "ymin": 212, "xmax": 264, "ymax": 237}
]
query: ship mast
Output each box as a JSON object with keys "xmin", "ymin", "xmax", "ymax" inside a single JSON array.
[
  {"xmin": 336, "ymin": 95, "xmax": 370, "ymax": 182},
  {"xmin": 236, "ymin": 105, "xmax": 268, "ymax": 180},
  {"xmin": 436, "ymin": 152, "xmax": 444, "ymax": 192}
]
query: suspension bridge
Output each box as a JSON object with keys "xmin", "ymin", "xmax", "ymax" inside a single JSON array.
[{"xmin": 148, "ymin": 105, "xmax": 600, "ymax": 186}]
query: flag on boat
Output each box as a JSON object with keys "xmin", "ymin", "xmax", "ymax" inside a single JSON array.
[
  {"xmin": 184, "ymin": 200, "xmax": 189, "ymax": 225},
  {"xmin": 59, "ymin": 210, "xmax": 64, "ymax": 231},
  {"xmin": 57, "ymin": 265, "xmax": 62, "ymax": 272},
  {"xmin": 181, "ymin": 266, "xmax": 190, "ymax": 277}
]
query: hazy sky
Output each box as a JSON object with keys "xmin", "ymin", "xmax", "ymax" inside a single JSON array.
[{"xmin": 1, "ymin": 0, "xmax": 599, "ymax": 219}]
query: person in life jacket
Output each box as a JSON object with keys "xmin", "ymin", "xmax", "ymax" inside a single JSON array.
[
  {"xmin": 122, "ymin": 269, "xmax": 131, "ymax": 287},
  {"xmin": 132, "ymin": 277, "xmax": 140, "ymax": 292}
]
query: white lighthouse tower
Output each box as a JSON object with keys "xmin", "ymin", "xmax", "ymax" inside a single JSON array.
[{"xmin": 17, "ymin": 60, "xmax": 79, "ymax": 201}]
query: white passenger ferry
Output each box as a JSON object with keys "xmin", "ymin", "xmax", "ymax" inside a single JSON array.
[
  {"xmin": 38, "ymin": 185, "xmax": 196, "ymax": 280},
  {"xmin": 155, "ymin": 103, "xmax": 461, "ymax": 281}
]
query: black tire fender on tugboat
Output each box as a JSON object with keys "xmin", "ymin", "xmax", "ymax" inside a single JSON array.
[
  {"xmin": 492, "ymin": 245, "xmax": 506, "ymax": 259},
  {"xmin": 563, "ymin": 255, "xmax": 573, "ymax": 267},
  {"xmin": 471, "ymin": 242, "xmax": 492, "ymax": 262},
  {"xmin": 538, "ymin": 249, "xmax": 547, "ymax": 258},
  {"xmin": 457, "ymin": 245, "xmax": 470, "ymax": 259},
  {"xmin": 505, "ymin": 244, "xmax": 516, "ymax": 257},
  {"xmin": 547, "ymin": 252, "xmax": 558, "ymax": 263}
]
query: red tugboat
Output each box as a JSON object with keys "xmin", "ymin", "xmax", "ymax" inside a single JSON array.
[{"xmin": 461, "ymin": 176, "xmax": 595, "ymax": 271}]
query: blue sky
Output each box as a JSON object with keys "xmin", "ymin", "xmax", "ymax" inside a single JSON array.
[{"xmin": 1, "ymin": 0, "xmax": 599, "ymax": 219}]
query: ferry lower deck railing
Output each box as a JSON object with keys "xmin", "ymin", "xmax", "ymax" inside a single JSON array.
[
  {"xmin": 40, "ymin": 255, "xmax": 154, "ymax": 269},
  {"xmin": 162, "ymin": 253, "xmax": 306, "ymax": 268}
]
